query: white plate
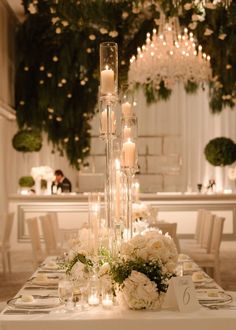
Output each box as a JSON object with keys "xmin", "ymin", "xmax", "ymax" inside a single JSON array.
[
  {"xmin": 31, "ymin": 278, "xmax": 58, "ymax": 286},
  {"xmin": 197, "ymin": 290, "xmax": 232, "ymax": 304},
  {"xmin": 8, "ymin": 296, "xmax": 62, "ymax": 309}
]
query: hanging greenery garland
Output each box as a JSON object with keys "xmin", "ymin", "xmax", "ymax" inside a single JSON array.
[{"xmin": 15, "ymin": 0, "xmax": 236, "ymax": 168}]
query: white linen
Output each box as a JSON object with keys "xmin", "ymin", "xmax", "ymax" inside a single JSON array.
[{"xmin": 1, "ymin": 304, "xmax": 236, "ymax": 330}]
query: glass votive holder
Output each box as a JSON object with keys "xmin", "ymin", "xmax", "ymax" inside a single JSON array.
[
  {"xmin": 99, "ymin": 98, "xmax": 117, "ymax": 137},
  {"xmin": 100, "ymin": 42, "xmax": 118, "ymax": 98},
  {"xmin": 102, "ymin": 287, "xmax": 113, "ymax": 309},
  {"xmin": 88, "ymin": 292, "xmax": 100, "ymax": 306},
  {"xmin": 88, "ymin": 275, "xmax": 100, "ymax": 307}
]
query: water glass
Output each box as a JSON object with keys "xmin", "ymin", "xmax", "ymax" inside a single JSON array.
[{"xmin": 58, "ymin": 279, "xmax": 74, "ymax": 312}]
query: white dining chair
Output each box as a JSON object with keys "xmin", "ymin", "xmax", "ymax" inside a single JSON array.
[
  {"xmin": 26, "ymin": 217, "xmax": 45, "ymax": 267},
  {"xmin": 0, "ymin": 212, "xmax": 14, "ymax": 274},
  {"xmin": 180, "ymin": 209, "xmax": 212, "ymax": 252},
  {"xmin": 39, "ymin": 214, "xmax": 62, "ymax": 256},
  {"xmin": 188, "ymin": 215, "xmax": 225, "ymax": 284},
  {"xmin": 46, "ymin": 212, "xmax": 79, "ymax": 250}
]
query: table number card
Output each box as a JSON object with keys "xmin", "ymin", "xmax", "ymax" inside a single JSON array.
[{"xmin": 163, "ymin": 276, "xmax": 200, "ymax": 312}]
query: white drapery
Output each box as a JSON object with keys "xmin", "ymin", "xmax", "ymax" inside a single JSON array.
[{"xmin": 135, "ymin": 83, "xmax": 236, "ymax": 192}]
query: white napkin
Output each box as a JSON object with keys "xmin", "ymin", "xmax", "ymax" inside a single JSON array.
[{"xmin": 196, "ymin": 289, "xmax": 226, "ymax": 301}]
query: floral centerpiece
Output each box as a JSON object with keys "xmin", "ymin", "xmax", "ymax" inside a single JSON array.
[
  {"xmin": 109, "ymin": 230, "xmax": 178, "ymax": 310},
  {"xmin": 61, "ymin": 229, "xmax": 178, "ymax": 311}
]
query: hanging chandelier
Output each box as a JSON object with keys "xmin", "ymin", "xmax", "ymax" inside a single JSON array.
[
  {"xmin": 194, "ymin": 0, "xmax": 232, "ymax": 8},
  {"xmin": 128, "ymin": 15, "xmax": 212, "ymax": 95},
  {"xmin": 171, "ymin": 1, "xmax": 232, "ymax": 8}
]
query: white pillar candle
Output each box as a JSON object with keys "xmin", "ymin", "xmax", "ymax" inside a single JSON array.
[
  {"xmin": 122, "ymin": 139, "xmax": 136, "ymax": 168},
  {"xmin": 100, "ymin": 108, "xmax": 116, "ymax": 134},
  {"xmin": 100, "ymin": 66, "xmax": 115, "ymax": 94},
  {"xmin": 122, "ymin": 102, "xmax": 133, "ymax": 117},
  {"xmin": 123, "ymin": 125, "xmax": 132, "ymax": 140}
]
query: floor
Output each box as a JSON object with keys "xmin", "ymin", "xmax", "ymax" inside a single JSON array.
[{"xmin": 0, "ymin": 240, "xmax": 236, "ymax": 304}]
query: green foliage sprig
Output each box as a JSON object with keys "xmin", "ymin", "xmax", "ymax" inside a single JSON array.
[
  {"xmin": 60, "ymin": 253, "xmax": 93, "ymax": 275},
  {"xmin": 204, "ymin": 137, "xmax": 236, "ymax": 166}
]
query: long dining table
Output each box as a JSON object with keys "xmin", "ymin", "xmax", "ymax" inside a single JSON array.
[{"xmin": 1, "ymin": 255, "xmax": 236, "ymax": 330}]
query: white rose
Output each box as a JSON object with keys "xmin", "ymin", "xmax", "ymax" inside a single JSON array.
[
  {"xmin": 130, "ymin": 234, "xmax": 147, "ymax": 249},
  {"xmin": 136, "ymin": 247, "xmax": 149, "ymax": 260},
  {"xmin": 122, "ymin": 271, "xmax": 161, "ymax": 310}
]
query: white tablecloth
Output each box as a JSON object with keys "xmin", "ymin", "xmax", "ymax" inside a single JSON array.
[
  {"xmin": 1, "ymin": 256, "xmax": 235, "ymax": 330},
  {"xmin": 1, "ymin": 297, "xmax": 236, "ymax": 330}
]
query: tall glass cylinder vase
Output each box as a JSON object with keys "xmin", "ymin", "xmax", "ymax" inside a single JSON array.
[
  {"xmin": 88, "ymin": 192, "xmax": 101, "ymax": 257},
  {"xmin": 99, "ymin": 42, "xmax": 118, "ymax": 253}
]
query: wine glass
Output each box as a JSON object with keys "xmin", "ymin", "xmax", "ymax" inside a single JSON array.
[{"xmin": 58, "ymin": 279, "xmax": 74, "ymax": 312}]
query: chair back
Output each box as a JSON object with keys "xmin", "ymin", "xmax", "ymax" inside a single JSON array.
[
  {"xmin": 47, "ymin": 212, "xmax": 61, "ymax": 245},
  {"xmin": 194, "ymin": 209, "xmax": 205, "ymax": 242},
  {"xmin": 200, "ymin": 212, "xmax": 215, "ymax": 252},
  {"xmin": 26, "ymin": 217, "xmax": 44, "ymax": 265},
  {"xmin": 2, "ymin": 212, "xmax": 14, "ymax": 246},
  {"xmin": 210, "ymin": 216, "xmax": 225, "ymax": 255},
  {"xmin": 39, "ymin": 214, "xmax": 58, "ymax": 255}
]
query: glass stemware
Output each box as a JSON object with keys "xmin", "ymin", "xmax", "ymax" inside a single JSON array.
[{"xmin": 58, "ymin": 278, "xmax": 74, "ymax": 312}]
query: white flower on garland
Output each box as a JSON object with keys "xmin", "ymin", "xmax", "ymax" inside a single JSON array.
[
  {"xmin": 109, "ymin": 30, "xmax": 118, "ymax": 38},
  {"xmin": 204, "ymin": 28, "xmax": 214, "ymax": 36},
  {"xmin": 28, "ymin": 3, "xmax": 37, "ymax": 14}
]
